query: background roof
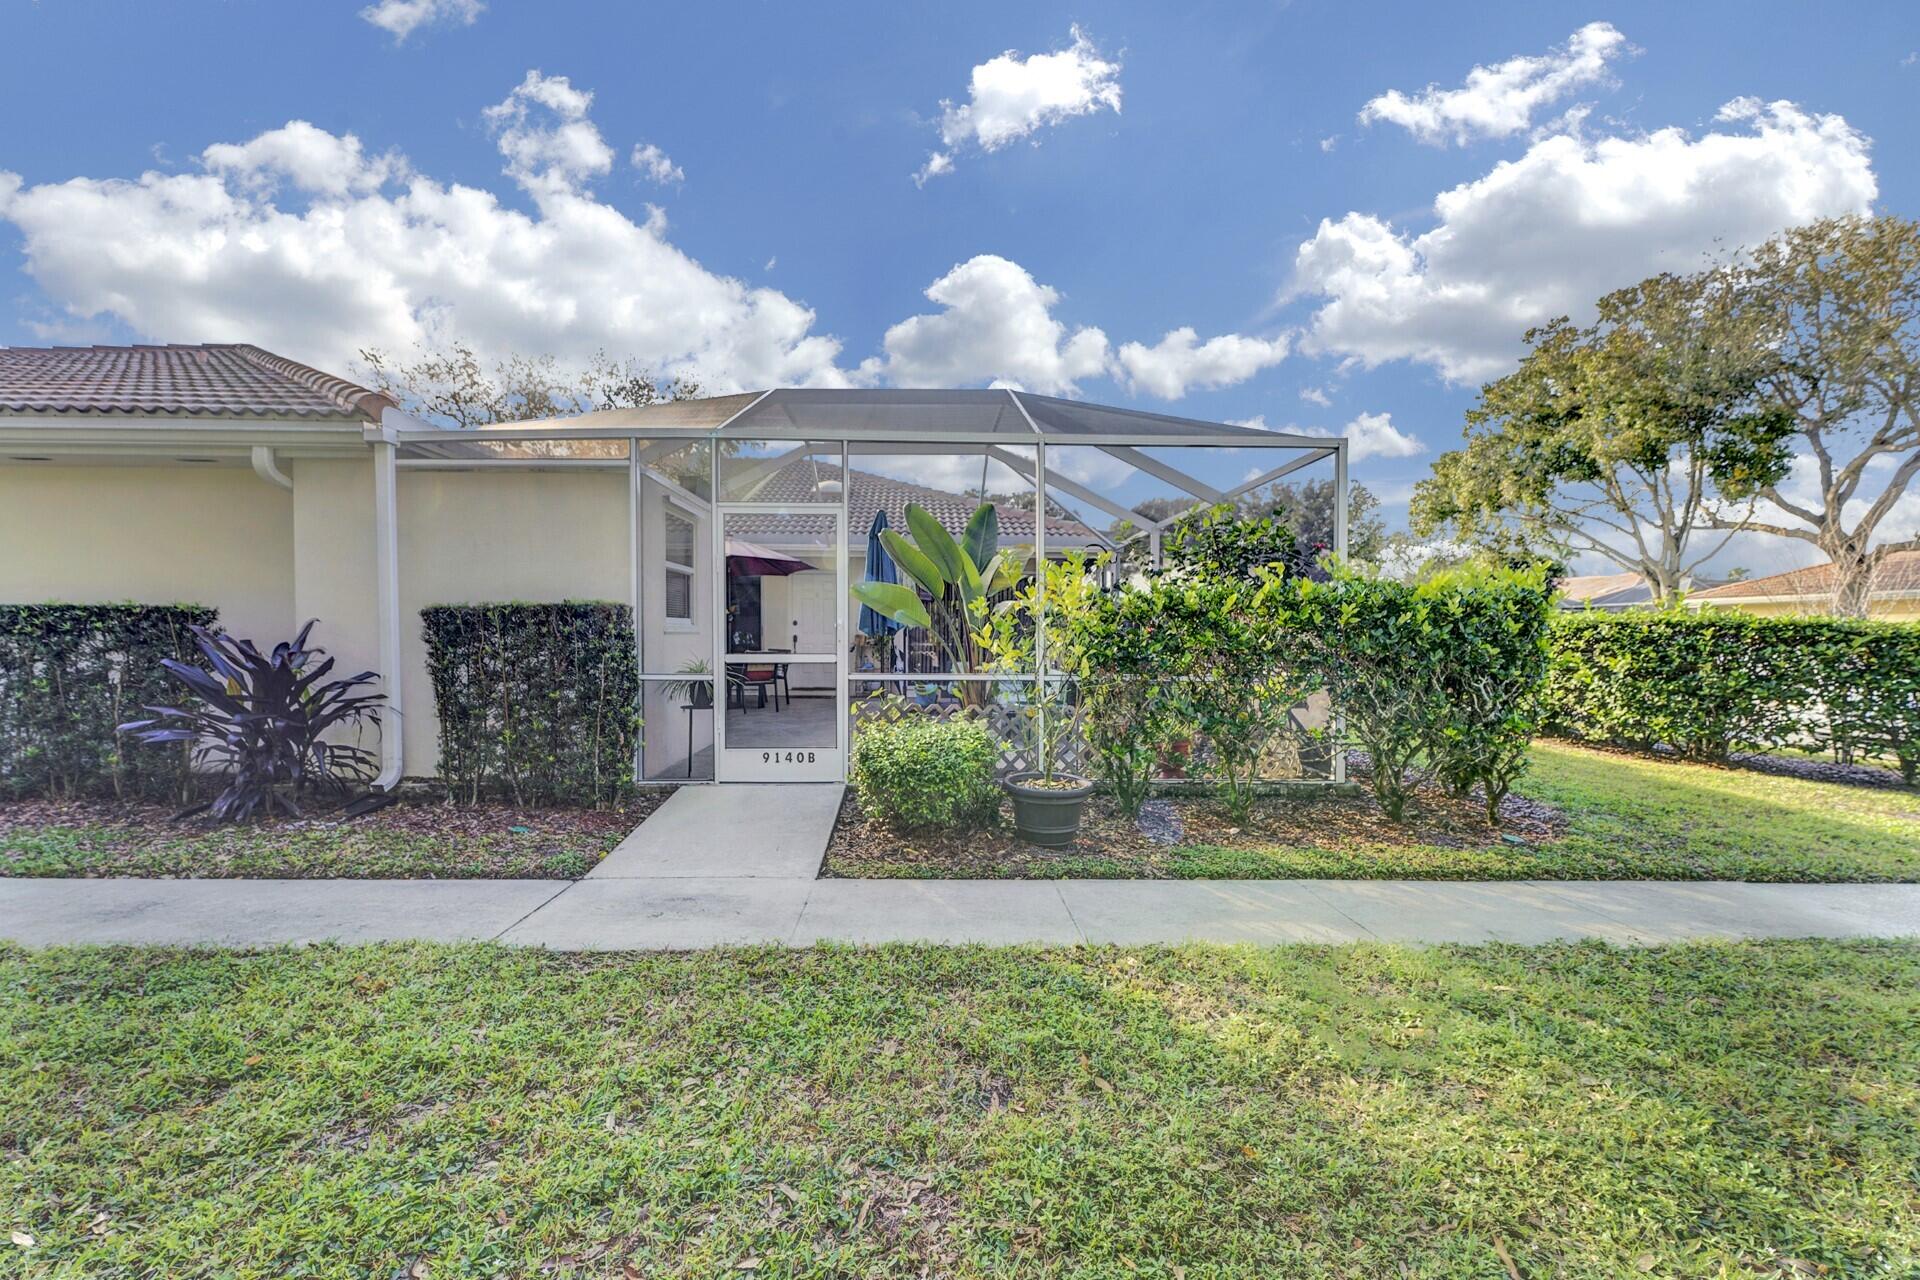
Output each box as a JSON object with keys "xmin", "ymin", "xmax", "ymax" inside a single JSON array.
[
  {"xmin": 0, "ymin": 344, "xmax": 393, "ymax": 422},
  {"xmin": 728, "ymin": 457, "xmax": 1095, "ymax": 546}
]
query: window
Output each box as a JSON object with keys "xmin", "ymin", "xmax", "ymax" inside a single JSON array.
[{"xmin": 663, "ymin": 508, "xmax": 695, "ymax": 627}]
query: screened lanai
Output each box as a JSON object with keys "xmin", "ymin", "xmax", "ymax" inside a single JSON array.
[{"xmin": 379, "ymin": 388, "xmax": 1347, "ymax": 785}]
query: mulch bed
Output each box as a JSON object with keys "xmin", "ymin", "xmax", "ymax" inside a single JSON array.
[
  {"xmin": 0, "ymin": 791, "xmax": 671, "ymax": 879},
  {"xmin": 822, "ymin": 775, "xmax": 1565, "ymax": 879}
]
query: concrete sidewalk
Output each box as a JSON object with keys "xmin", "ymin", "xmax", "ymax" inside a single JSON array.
[{"xmin": 2, "ymin": 875, "xmax": 1916, "ymax": 949}]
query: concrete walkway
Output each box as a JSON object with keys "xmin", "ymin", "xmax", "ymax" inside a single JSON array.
[
  {"xmin": 2, "ymin": 876, "xmax": 1916, "ymax": 950},
  {"xmin": 587, "ymin": 784, "xmax": 840, "ymax": 879}
]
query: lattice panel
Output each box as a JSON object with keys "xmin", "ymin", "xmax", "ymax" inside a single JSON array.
[{"xmin": 848, "ymin": 692, "xmax": 1087, "ymax": 778}]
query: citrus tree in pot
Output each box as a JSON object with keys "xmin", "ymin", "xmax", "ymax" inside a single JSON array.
[{"xmin": 973, "ymin": 552, "xmax": 1100, "ymax": 846}]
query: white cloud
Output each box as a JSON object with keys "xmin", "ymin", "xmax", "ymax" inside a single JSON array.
[
  {"xmin": 0, "ymin": 72, "xmax": 853, "ymax": 393},
  {"xmin": 1359, "ymin": 22, "xmax": 1627, "ymax": 146},
  {"xmin": 1253, "ymin": 410, "xmax": 1426, "ymax": 463},
  {"xmin": 483, "ymin": 71, "xmax": 614, "ymax": 198},
  {"xmin": 862, "ymin": 255, "xmax": 1110, "ymax": 394},
  {"xmin": 918, "ymin": 25, "xmax": 1121, "ymax": 182},
  {"xmin": 864, "ymin": 255, "xmax": 1287, "ymax": 399},
  {"xmin": 1291, "ymin": 99, "xmax": 1876, "ymax": 382},
  {"xmin": 1114, "ymin": 327, "xmax": 1289, "ymax": 400},
  {"xmin": 360, "ymin": 0, "xmax": 482, "ymax": 43},
  {"xmin": 202, "ymin": 121, "xmax": 402, "ymax": 196},
  {"xmin": 1330, "ymin": 410, "xmax": 1425, "ymax": 463},
  {"xmin": 1298, "ymin": 385, "xmax": 1332, "ymax": 408},
  {"xmin": 630, "ymin": 143, "xmax": 683, "ymax": 186}
]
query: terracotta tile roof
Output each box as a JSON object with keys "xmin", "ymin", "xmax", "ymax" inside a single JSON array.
[
  {"xmin": 1555, "ymin": 571, "xmax": 1729, "ymax": 610},
  {"xmin": 1688, "ymin": 549, "xmax": 1920, "ymax": 602},
  {"xmin": 733, "ymin": 458, "xmax": 1096, "ymax": 545},
  {"xmin": 0, "ymin": 343, "xmax": 393, "ymax": 422}
]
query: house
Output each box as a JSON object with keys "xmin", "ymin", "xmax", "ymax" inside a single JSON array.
[
  {"xmin": 1685, "ymin": 551, "xmax": 1920, "ymax": 620},
  {"xmin": 1, "ymin": 343, "xmax": 1342, "ymax": 784},
  {"xmin": 1553, "ymin": 571, "xmax": 1728, "ymax": 611}
]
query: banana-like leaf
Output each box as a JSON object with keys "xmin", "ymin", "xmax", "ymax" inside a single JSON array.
[
  {"xmin": 905, "ymin": 503, "xmax": 966, "ymax": 585},
  {"xmin": 879, "ymin": 530, "xmax": 948, "ymax": 595},
  {"xmin": 962, "ymin": 504, "xmax": 999, "ymax": 574},
  {"xmin": 850, "ymin": 581, "xmax": 932, "ymax": 631}
]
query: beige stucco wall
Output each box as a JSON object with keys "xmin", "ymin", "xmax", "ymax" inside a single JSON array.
[
  {"xmin": 0, "ymin": 463, "xmax": 294, "ymax": 643},
  {"xmin": 398, "ymin": 469, "xmax": 630, "ymax": 777},
  {"xmin": 1694, "ymin": 598, "xmax": 1920, "ymax": 621}
]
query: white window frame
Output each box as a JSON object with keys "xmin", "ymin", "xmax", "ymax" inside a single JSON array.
[{"xmin": 663, "ymin": 504, "xmax": 697, "ymax": 633}]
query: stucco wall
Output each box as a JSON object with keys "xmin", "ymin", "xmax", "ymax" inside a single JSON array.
[
  {"xmin": 1695, "ymin": 599, "xmax": 1920, "ymax": 621},
  {"xmin": 398, "ymin": 469, "xmax": 630, "ymax": 778},
  {"xmin": 0, "ymin": 463, "xmax": 294, "ymax": 643}
]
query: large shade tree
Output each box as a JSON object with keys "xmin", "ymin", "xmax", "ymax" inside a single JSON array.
[
  {"xmin": 1708, "ymin": 215, "xmax": 1920, "ymax": 616},
  {"xmin": 1412, "ymin": 270, "xmax": 1795, "ymax": 604}
]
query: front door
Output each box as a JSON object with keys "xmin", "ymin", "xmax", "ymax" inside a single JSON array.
[{"xmin": 714, "ymin": 505, "xmax": 845, "ymax": 782}]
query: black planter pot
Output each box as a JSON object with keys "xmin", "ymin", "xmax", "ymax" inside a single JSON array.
[{"xmin": 1004, "ymin": 772, "xmax": 1094, "ymax": 847}]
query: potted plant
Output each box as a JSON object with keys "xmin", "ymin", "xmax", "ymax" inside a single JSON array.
[
  {"xmin": 658, "ymin": 658, "xmax": 714, "ymax": 708},
  {"xmin": 974, "ymin": 554, "xmax": 1097, "ymax": 847}
]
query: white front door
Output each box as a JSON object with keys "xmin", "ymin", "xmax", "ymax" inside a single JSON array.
[{"xmin": 714, "ymin": 505, "xmax": 845, "ymax": 783}]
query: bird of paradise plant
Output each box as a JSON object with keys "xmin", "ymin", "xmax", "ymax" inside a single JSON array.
[{"xmin": 850, "ymin": 502, "xmax": 1024, "ymax": 706}]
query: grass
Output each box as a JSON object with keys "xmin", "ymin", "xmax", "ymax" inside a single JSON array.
[
  {"xmin": 0, "ymin": 799, "xmax": 654, "ymax": 880},
  {"xmin": 837, "ymin": 740, "xmax": 1920, "ymax": 882},
  {"xmin": 1, "ymin": 939, "xmax": 1915, "ymax": 1278}
]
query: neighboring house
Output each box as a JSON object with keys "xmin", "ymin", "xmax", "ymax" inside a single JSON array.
[
  {"xmin": 2, "ymin": 343, "xmax": 1320, "ymax": 784},
  {"xmin": 1553, "ymin": 572, "xmax": 1726, "ymax": 611},
  {"xmin": 1686, "ymin": 551, "xmax": 1920, "ymax": 621}
]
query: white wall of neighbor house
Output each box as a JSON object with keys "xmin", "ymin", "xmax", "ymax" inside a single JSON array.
[{"xmin": 0, "ymin": 463, "xmax": 295, "ymax": 645}]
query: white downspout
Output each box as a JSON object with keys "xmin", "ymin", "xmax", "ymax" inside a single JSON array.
[
  {"xmin": 371, "ymin": 416, "xmax": 405, "ymax": 792},
  {"xmin": 250, "ymin": 445, "xmax": 294, "ymax": 491}
]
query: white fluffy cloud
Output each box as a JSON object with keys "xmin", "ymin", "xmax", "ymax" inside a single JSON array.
[
  {"xmin": 866, "ymin": 255, "xmax": 1288, "ymax": 398},
  {"xmin": 863, "ymin": 255, "xmax": 1111, "ymax": 393},
  {"xmin": 1359, "ymin": 22, "xmax": 1627, "ymax": 146},
  {"xmin": 630, "ymin": 143, "xmax": 684, "ymax": 185},
  {"xmin": 1291, "ymin": 99, "xmax": 1877, "ymax": 382},
  {"xmin": 917, "ymin": 25, "xmax": 1121, "ymax": 184},
  {"xmin": 0, "ymin": 74, "xmax": 852, "ymax": 392},
  {"xmin": 1330, "ymin": 410, "xmax": 1425, "ymax": 463},
  {"xmin": 483, "ymin": 71, "xmax": 615, "ymax": 198},
  {"xmin": 1245, "ymin": 410, "xmax": 1426, "ymax": 463},
  {"xmin": 1114, "ymin": 327, "xmax": 1289, "ymax": 400},
  {"xmin": 360, "ymin": 0, "xmax": 482, "ymax": 43}
]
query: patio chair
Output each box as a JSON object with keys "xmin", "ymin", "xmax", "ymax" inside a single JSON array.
[{"xmin": 728, "ymin": 660, "xmax": 782, "ymax": 711}]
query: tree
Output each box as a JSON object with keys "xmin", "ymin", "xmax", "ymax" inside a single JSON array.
[
  {"xmin": 356, "ymin": 341, "xmax": 700, "ymax": 428},
  {"xmin": 1412, "ymin": 271, "xmax": 1795, "ymax": 605},
  {"xmin": 1707, "ymin": 215, "xmax": 1920, "ymax": 616},
  {"xmin": 1107, "ymin": 479, "xmax": 1384, "ymax": 571}
]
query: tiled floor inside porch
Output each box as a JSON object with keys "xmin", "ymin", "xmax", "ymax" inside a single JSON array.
[{"xmin": 645, "ymin": 694, "xmax": 840, "ymax": 781}]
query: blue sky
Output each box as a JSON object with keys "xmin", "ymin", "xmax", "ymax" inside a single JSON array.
[{"xmin": 2, "ymin": 1, "xmax": 1915, "ymax": 558}]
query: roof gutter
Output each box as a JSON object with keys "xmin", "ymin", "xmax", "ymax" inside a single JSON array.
[
  {"xmin": 370, "ymin": 410, "xmax": 406, "ymax": 792},
  {"xmin": 249, "ymin": 445, "xmax": 293, "ymax": 491}
]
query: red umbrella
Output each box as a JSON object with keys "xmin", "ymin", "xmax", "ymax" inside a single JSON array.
[{"xmin": 725, "ymin": 537, "xmax": 815, "ymax": 576}]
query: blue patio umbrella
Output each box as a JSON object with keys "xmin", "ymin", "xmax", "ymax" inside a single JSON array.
[{"xmin": 858, "ymin": 510, "xmax": 903, "ymax": 645}]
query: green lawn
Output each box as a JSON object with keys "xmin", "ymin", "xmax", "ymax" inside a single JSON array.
[
  {"xmin": 1, "ymin": 940, "xmax": 1914, "ymax": 1278},
  {"xmin": 838, "ymin": 741, "xmax": 1920, "ymax": 882}
]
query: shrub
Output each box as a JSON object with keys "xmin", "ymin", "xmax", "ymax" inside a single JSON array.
[
  {"xmin": 422, "ymin": 602, "xmax": 640, "ymax": 806},
  {"xmin": 119, "ymin": 622, "xmax": 383, "ymax": 822},
  {"xmin": 1543, "ymin": 613, "xmax": 1812, "ymax": 759},
  {"xmin": 851, "ymin": 714, "xmax": 1000, "ymax": 831},
  {"xmin": 1545, "ymin": 612, "xmax": 1920, "ymax": 779},
  {"xmin": 0, "ymin": 603, "xmax": 216, "ymax": 801},
  {"xmin": 1058, "ymin": 580, "xmax": 1192, "ymax": 818},
  {"xmin": 1263, "ymin": 564, "xmax": 1556, "ymax": 823}
]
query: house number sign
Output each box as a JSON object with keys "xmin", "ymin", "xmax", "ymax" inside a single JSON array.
[{"xmin": 761, "ymin": 751, "xmax": 819, "ymax": 764}]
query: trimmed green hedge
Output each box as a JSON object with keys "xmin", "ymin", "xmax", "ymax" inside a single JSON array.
[
  {"xmin": 0, "ymin": 603, "xmax": 218, "ymax": 801},
  {"xmin": 1545, "ymin": 612, "xmax": 1920, "ymax": 780},
  {"xmin": 421, "ymin": 602, "xmax": 640, "ymax": 806},
  {"xmin": 851, "ymin": 714, "xmax": 1001, "ymax": 831}
]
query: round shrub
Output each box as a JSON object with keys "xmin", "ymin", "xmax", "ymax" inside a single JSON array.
[{"xmin": 851, "ymin": 714, "xmax": 1001, "ymax": 831}]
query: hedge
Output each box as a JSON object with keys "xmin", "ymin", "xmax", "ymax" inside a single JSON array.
[
  {"xmin": 0, "ymin": 603, "xmax": 218, "ymax": 801},
  {"xmin": 1544, "ymin": 612, "xmax": 1920, "ymax": 780},
  {"xmin": 421, "ymin": 602, "xmax": 641, "ymax": 806},
  {"xmin": 850, "ymin": 714, "xmax": 1001, "ymax": 831}
]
